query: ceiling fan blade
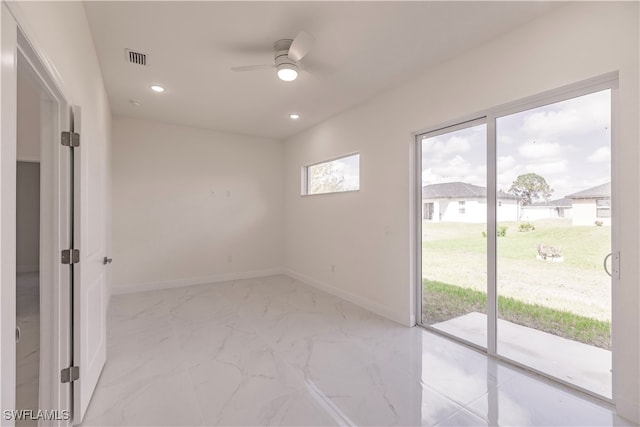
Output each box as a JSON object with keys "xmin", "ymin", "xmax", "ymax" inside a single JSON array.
[
  {"xmin": 231, "ymin": 64, "xmax": 275, "ymax": 72},
  {"xmin": 287, "ymin": 31, "xmax": 315, "ymax": 62}
]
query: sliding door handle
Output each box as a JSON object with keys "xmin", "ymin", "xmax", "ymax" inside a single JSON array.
[
  {"xmin": 103, "ymin": 256, "xmax": 113, "ymax": 265},
  {"xmin": 603, "ymin": 253, "xmax": 612, "ymax": 277}
]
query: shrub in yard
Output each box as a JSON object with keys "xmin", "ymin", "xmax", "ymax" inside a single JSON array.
[
  {"xmin": 518, "ymin": 222, "xmax": 535, "ymax": 232},
  {"xmin": 482, "ymin": 226, "xmax": 508, "ymax": 237},
  {"xmin": 595, "ymin": 221, "xmax": 603, "ymax": 226}
]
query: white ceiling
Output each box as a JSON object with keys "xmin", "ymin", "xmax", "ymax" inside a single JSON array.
[{"xmin": 84, "ymin": 1, "xmax": 560, "ymax": 140}]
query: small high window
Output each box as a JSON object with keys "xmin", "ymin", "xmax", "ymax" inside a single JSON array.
[{"xmin": 303, "ymin": 153, "xmax": 360, "ymax": 195}]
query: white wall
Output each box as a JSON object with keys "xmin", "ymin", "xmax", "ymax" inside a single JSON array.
[
  {"xmin": 432, "ymin": 199, "xmax": 483, "ymax": 223},
  {"xmin": 17, "ymin": 73, "xmax": 39, "ymax": 162},
  {"xmin": 16, "ymin": 162, "xmax": 39, "ymax": 272},
  {"xmin": 424, "ymin": 199, "xmax": 518, "ymax": 223},
  {"xmin": 496, "ymin": 200, "xmax": 519, "ymax": 223},
  {"xmin": 111, "ymin": 116, "xmax": 284, "ymax": 293},
  {"xmin": 283, "ymin": 2, "xmax": 639, "ymax": 422},
  {"xmin": 521, "ymin": 206, "xmax": 571, "ymax": 221},
  {"xmin": 572, "ymin": 199, "xmax": 611, "ymax": 226}
]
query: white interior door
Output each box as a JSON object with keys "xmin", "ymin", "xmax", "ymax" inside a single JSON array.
[{"xmin": 71, "ymin": 105, "xmax": 107, "ymax": 423}]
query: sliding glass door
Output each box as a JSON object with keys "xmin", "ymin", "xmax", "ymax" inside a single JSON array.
[
  {"xmin": 420, "ymin": 122, "xmax": 488, "ymax": 349},
  {"xmin": 495, "ymin": 90, "xmax": 612, "ymax": 397},
  {"xmin": 418, "ymin": 81, "xmax": 614, "ymax": 399}
]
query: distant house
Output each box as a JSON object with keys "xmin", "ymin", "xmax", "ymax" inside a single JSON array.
[
  {"xmin": 566, "ymin": 182, "xmax": 611, "ymax": 226},
  {"xmin": 422, "ymin": 182, "xmax": 519, "ymax": 223},
  {"xmin": 520, "ymin": 198, "xmax": 573, "ymax": 221}
]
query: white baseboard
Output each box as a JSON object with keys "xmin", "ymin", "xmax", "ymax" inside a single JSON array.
[
  {"xmin": 17, "ymin": 264, "xmax": 38, "ymax": 273},
  {"xmin": 283, "ymin": 268, "xmax": 412, "ymax": 327},
  {"xmin": 112, "ymin": 267, "xmax": 285, "ymax": 295}
]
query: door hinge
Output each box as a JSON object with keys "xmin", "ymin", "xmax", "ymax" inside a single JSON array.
[
  {"xmin": 61, "ymin": 131, "xmax": 80, "ymax": 147},
  {"xmin": 61, "ymin": 366, "xmax": 79, "ymax": 383},
  {"xmin": 61, "ymin": 249, "xmax": 80, "ymax": 264}
]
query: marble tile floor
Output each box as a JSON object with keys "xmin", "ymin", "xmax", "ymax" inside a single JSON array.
[
  {"xmin": 16, "ymin": 272, "xmax": 40, "ymax": 427},
  {"xmin": 81, "ymin": 275, "xmax": 634, "ymax": 426}
]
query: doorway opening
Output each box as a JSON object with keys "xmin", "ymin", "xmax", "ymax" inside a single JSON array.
[
  {"xmin": 416, "ymin": 75, "xmax": 617, "ymax": 400},
  {"xmin": 16, "ymin": 68, "xmax": 43, "ymax": 421}
]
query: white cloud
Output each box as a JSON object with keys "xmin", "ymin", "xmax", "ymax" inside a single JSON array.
[
  {"xmin": 524, "ymin": 160, "xmax": 567, "ymax": 175},
  {"xmin": 521, "ymin": 91, "xmax": 610, "ymax": 139},
  {"xmin": 422, "ymin": 155, "xmax": 483, "ymax": 186},
  {"xmin": 498, "ymin": 134, "xmax": 515, "ymax": 145},
  {"xmin": 518, "ymin": 141, "xmax": 562, "ymax": 160},
  {"xmin": 497, "ymin": 155, "xmax": 515, "ymax": 170},
  {"xmin": 588, "ymin": 146, "xmax": 611, "ymax": 163},
  {"xmin": 422, "ymin": 135, "xmax": 472, "ymax": 163}
]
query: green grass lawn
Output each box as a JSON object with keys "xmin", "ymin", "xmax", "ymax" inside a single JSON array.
[
  {"xmin": 424, "ymin": 279, "xmax": 611, "ymax": 349},
  {"xmin": 422, "ymin": 219, "xmax": 612, "ymax": 347},
  {"xmin": 424, "ymin": 219, "xmax": 610, "ymax": 270}
]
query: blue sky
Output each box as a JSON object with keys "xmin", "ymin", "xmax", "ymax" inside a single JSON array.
[{"xmin": 422, "ymin": 89, "xmax": 611, "ymax": 199}]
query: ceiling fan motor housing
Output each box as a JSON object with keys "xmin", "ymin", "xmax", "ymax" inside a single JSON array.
[
  {"xmin": 275, "ymin": 52, "xmax": 298, "ymax": 69},
  {"xmin": 274, "ymin": 39, "xmax": 298, "ymax": 71},
  {"xmin": 274, "ymin": 43, "xmax": 299, "ymax": 81}
]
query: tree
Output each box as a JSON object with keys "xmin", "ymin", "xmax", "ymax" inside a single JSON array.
[
  {"xmin": 308, "ymin": 162, "xmax": 345, "ymax": 194},
  {"xmin": 508, "ymin": 173, "xmax": 553, "ymax": 206}
]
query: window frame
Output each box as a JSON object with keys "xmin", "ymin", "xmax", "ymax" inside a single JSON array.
[
  {"xmin": 301, "ymin": 152, "xmax": 361, "ymax": 196},
  {"xmin": 596, "ymin": 199, "xmax": 611, "ymax": 218},
  {"xmin": 458, "ymin": 200, "xmax": 466, "ymax": 215}
]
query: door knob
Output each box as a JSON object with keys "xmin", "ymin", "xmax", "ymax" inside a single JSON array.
[{"xmin": 103, "ymin": 256, "xmax": 113, "ymax": 265}]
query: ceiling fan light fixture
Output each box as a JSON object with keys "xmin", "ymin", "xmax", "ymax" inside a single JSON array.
[{"xmin": 277, "ymin": 63, "xmax": 298, "ymax": 82}]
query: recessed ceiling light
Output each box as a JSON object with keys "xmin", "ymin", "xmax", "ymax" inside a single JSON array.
[
  {"xmin": 289, "ymin": 114, "xmax": 300, "ymax": 120},
  {"xmin": 129, "ymin": 100, "xmax": 141, "ymax": 106},
  {"xmin": 150, "ymin": 85, "xmax": 165, "ymax": 93}
]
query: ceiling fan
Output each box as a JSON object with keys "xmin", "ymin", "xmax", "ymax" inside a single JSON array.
[{"xmin": 231, "ymin": 31, "xmax": 315, "ymax": 82}]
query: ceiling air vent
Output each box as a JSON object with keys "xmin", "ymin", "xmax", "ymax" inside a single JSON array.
[{"xmin": 125, "ymin": 49, "xmax": 147, "ymax": 66}]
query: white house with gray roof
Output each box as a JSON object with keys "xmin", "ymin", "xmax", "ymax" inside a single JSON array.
[
  {"xmin": 520, "ymin": 197, "xmax": 573, "ymax": 221},
  {"xmin": 566, "ymin": 182, "xmax": 611, "ymax": 226},
  {"xmin": 422, "ymin": 182, "xmax": 519, "ymax": 223}
]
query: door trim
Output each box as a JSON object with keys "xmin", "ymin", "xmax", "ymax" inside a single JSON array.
[
  {"xmin": 1, "ymin": 3, "xmax": 73, "ymax": 425},
  {"xmin": 0, "ymin": 4, "xmax": 19, "ymax": 418}
]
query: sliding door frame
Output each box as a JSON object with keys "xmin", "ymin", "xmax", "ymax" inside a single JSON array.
[
  {"xmin": 414, "ymin": 115, "xmax": 488, "ymax": 354},
  {"xmin": 414, "ymin": 71, "xmax": 619, "ymax": 399}
]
